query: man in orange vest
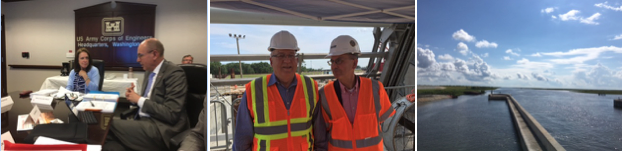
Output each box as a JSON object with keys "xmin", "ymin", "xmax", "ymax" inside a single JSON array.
[
  {"xmin": 233, "ymin": 30, "xmax": 319, "ymax": 151},
  {"xmin": 314, "ymin": 35, "xmax": 395, "ymax": 151}
]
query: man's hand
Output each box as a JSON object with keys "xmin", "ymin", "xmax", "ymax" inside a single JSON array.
[
  {"xmin": 126, "ymin": 83, "xmax": 140, "ymax": 103},
  {"xmin": 78, "ymin": 70, "xmax": 89, "ymax": 80}
]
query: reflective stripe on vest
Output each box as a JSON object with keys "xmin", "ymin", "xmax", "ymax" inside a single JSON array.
[
  {"xmin": 319, "ymin": 78, "xmax": 388, "ymax": 149},
  {"xmin": 249, "ymin": 74, "xmax": 317, "ymax": 150}
]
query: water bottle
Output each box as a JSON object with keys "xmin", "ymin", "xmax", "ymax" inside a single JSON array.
[{"xmin": 129, "ymin": 67, "xmax": 133, "ymax": 79}]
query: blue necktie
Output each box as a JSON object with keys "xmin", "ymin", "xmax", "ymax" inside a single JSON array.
[
  {"xmin": 136, "ymin": 72, "xmax": 155, "ymax": 119},
  {"xmin": 143, "ymin": 72, "xmax": 156, "ymax": 97}
]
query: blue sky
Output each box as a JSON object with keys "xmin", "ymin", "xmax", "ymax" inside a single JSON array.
[
  {"xmin": 209, "ymin": 24, "xmax": 376, "ymax": 70},
  {"xmin": 417, "ymin": 0, "xmax": 622, "ymax": 89}
]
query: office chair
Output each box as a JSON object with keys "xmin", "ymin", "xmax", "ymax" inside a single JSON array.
[
  {"xmin": 92, "ymin": 59, "xmax": 105, "ymax": 91},
  {"xmin": 119, "ymin": 64, "xmax": 207, "ymax": 150}
]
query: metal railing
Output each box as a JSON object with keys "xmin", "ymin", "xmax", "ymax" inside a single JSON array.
[
  {"xmin": 210, "ymin": 52, "xmax": 385, "ymax": 86},
  {"xmin": 210, "ymin": 100, "xmax": 231, "ymax": 150}
]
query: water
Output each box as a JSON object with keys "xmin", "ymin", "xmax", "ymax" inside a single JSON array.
[{"xmin": 417, "ymin": 88, "xmax": 622, "ymax": 150}]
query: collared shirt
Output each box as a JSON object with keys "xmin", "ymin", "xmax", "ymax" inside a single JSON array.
[
  {"xmin": 233, "ymin": 73, "xmax": 299, "ymax": 151},
  {"xmin": 339, "ymin": 78, "xmax": 360, "ymax": 125},
  {"xmin": 137, "ymin": 60, "xmax": 164, "ymax": 117}
]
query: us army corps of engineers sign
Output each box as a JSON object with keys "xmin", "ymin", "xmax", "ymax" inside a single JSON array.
[{"xmin": 76, "ymin": 17, "xmax": 151, "ymax": 48}]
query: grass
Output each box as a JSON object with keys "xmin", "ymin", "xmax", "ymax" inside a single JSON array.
[
  {"xmin": 530, "ymin": 88, "xmax": 622, "ymax": 95},
  {"xmin": 417, "ymin": 86, "xmax": 498, "ymax": 97}
]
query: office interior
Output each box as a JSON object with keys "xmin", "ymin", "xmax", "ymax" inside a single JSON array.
[{"xmin": 0, "ymin": 0, "xmax": 207, "ymax": 148}]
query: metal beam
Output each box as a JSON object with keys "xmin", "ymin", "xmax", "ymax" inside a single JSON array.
[
  {"xmin": 210, "ymin": 52, "xmax": 385, "ymax": 62},
  {"xmin": 211, "ymin": 73, "xmax": 381, "ymax": 86}
]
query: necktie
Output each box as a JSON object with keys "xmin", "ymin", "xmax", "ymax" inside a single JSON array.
[
  {"xmin": 143, "ymin": 72, "xmax": 156, "ymax": 97},
  {"xmin": 136, "ymin": 72, "xmax": 155, "ymax": 119}
]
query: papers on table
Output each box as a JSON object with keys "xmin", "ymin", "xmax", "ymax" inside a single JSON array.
[
  {"xmin": 82, "ymin": 94, "xmax": 119, "ymax": 102},
  {"xmin": 30, "ymin": 89, "xmax": 58, "ymax": 99},
  {"xmin": 1, "ymin": 96, "xmax": 14, "ymax": 113},
  {"xmin": 74, "ymin": 93, "xmax": 119, "ymax": 113},
  {"xmin": 31, "ymin": 96, "xmax": 54, "ymax": 111},
  {"xmin": 1, "ymin": 131, "xmax": 15, "ymax": 151},
  {"xmin": 34, "ymin": 136, "xmax": 101, "ymax": 151},
  {"xmin": 16, "ymin": 114, "xmax": 34, "ymax": 131}
]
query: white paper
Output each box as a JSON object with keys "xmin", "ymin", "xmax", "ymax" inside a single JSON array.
[
  {"xmin": 16, "ymin": 114, "xmax": 34, "ymax": 131},
  {"xmin": 31, "ymin": 96, "xmax": 54, "ymax": 111},
  {"xmin": 30, "ymin": 89, "xmax": 58, "ymax": 98},
  {"xmin": 34, "ymin": 136, "xmax": 101, "ymax": 151},
  {"xmin": 1, "ymin": 96, "xmax": 14, "ymax": 113},
  {"xmin": 82, "ymin": 94, "xmax": 119, "ymax": 102},
  {"xmin": 29, "ymin": 106, "xmax": 41, "ymax": 123},
  {"xmin": 1, "ymin": 131, "xmax": 15, "ymax": 151},
  {"xmin": 75, "ymin": 101, "xmax": 117, "ymax": 113}
]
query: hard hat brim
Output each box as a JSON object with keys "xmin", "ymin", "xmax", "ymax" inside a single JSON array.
[{"xmin": 324, "ymin": 52, "xmax": 361, "ymax": 58}]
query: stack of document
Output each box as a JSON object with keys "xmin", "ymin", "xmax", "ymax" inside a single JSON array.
[
  {"xmin": 30, "ymin": 89, "xmax": 58, "ymax": 99},
  {"xmin": 30, "ymin": 96, "xmax": 54, "ymax": 111},
  {"xmin": 75, "ymin": 94, "xmax": 119, "ymax": 113},
  {"xmin": 1, "ymin": 96, "xmax": 14, "ymax": 113}
]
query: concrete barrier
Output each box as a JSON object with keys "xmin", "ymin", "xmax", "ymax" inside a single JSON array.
[
  {"xmin": 615, "ymin": 99, "xmax": 622, "ymax": 108},
  {"xmin": 489, "ymin": 94, "xmax": 566, "ymax": 151}
]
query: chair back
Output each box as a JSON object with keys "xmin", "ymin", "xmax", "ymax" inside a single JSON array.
[
  {"xmin": 179, "ymin": 64, "xmax": 207, "ymax": 126},
  {"xmin": 92, "ymin": 59, "xmax": 105, "ymax": 91}
]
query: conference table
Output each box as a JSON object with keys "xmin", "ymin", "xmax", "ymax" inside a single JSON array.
[
  {"xmin": 1, "ymin": 91, "xmax": 122, "ymax": 145},
  {"xmin": 40, "ymin": 76, "xmax": 140, "ymax": 97}
]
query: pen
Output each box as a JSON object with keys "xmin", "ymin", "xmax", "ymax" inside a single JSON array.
[{"xmin": 89, "ymin": 101, "xmax": 95, "ymax": 107}]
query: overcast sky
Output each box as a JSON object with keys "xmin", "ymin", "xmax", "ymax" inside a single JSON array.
[
  {"xmin": 209, "ymin": 24, "xmax": 376, "ymax": 70},
  {"xmin": 417, "ymin": 0, "xmax": 622, "ymax": 89}
]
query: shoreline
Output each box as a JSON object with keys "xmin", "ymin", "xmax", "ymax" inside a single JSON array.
[{"xmin": 417, "ymin": 95, "xmax": 453, "ymax": 106}]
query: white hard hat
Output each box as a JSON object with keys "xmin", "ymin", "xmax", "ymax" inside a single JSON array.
[
  {"xmin": 325, "ymin": 35, "xmax": 361, "ymax": 58},
  {"xmin": 268, "ymin": 30, "xmax": 299, "ymax": 51}
]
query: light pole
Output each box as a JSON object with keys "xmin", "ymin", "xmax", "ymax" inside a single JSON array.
[{"xmin": 229, "ymin": 33, "xmax": 245, "ymax": 78}]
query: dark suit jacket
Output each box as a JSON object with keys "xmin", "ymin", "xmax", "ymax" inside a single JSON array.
[
  {"xmin": 142, "ymin": 60, "xmax": 189, "ymax": 148},
  {"xmin": 178, "ymin": 98, "xmax": 207, "ymax": 151}
]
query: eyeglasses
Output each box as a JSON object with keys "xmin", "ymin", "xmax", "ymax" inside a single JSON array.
[
  {"xmin": 137, "ymin": 50, "xmax": 155, "ymax": 58},
  {"xmin": 271, "ymin": 54, "xmax": 298, "ymax": 60},
  {"xmin": 328, "ymin": 58, "xmax": 351, "ymax": 66}
]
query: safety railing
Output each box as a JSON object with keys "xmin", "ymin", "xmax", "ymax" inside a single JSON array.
[
  {"xmin": 210, "ymin": 100, "xmax": 231, "ymax": 150},
  {"xmin": 210, "ymin": 52, "xmax": 385, "ymax": 86}
]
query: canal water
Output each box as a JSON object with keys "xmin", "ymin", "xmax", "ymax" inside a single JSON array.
[{"xmin": 417, "ymin": 88, "xmax": 622, "ymax": 150}]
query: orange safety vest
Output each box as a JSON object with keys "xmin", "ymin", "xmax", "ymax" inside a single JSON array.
[
  {"xmin": 319, "ymin": 77, "xmax": 395, "ymax": 151},
  {"xmin": 245, "ymin": 74, "xmax": 318, "ymax": 151}
]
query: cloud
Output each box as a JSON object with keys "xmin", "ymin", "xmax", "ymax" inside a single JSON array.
[
  {"xmin": 505, "ymin": 49, "xmax": 520, "ymax": 56},
  {"xmin": 482, "ymin": 53, "xmax": 489, "ymax": 58},
  {"xmin": 517, "ymin": 73, "xmax": 530, "ymax": 80},
  {"xmin": 558, "ymin": 10, "xmax": 581, "ymax": 21},
  {"xmin": 612, "ymin": 34, "xmax": 622, "ymax": 40},
  {"xmin": 417, "ymin": 47, "xmax": 436, "ymax": 68},
  {"xmin": 580, "ymin": 13, "xmax": 601, "ymax": 25},
  {"xmin": 551, "ymin": 15, "xmax": 557, "ymax": 19},
  {"xmin": 532, "ymin": 72, "xmax": 549, "ymax": 81},
  {"xmin": 417, "ymin": 48, "xmax": 497, "ymax": 83},
  {"xmin": 530, "ymin": 53, "xmax": 542, "ymax": 57},
  {"xmin": 595, "ymin": 2, "xmax": 622, "ymax": 11},
  {"xmin": 452, "ymin": 29, "xmax": 476, "ymax": 42},
  {"xmin": 541, "ymin": 7, "xmax": 556, "ymax": 14},
  {"xmin": 572, "ymin": 63, "xmax": 622, "ymax": 89},
  {"xmin": 475, "ymin": 40, "xmax": 498, "ymax": 48},
  {"xmin": 514, "ymin": 58, "xmax": 555, "ymax": 70},
  {"xmin": 503, "ymin": 56, "xmax": 512, "ymax": 60},
  {"xmin": 457, "ymin": 42, "xmax": 469, "ymax": 56},
  {"xmin": 438, "ymin": 54, "xmax": 454, "ymax": 61},
  {"xmin": 542, "ymin": 46, "xmax": 622, "ymax": 64},
  {"xmin": 555, "ymin": 10, "xmax": 601, "ymax": 25}
]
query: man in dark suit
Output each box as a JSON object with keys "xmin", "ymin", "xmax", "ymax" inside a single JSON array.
[
  {"xmin": 103, "ymin": 38, "xmax": 189, "ymax": 151},
  {"xmin": 178, "ymin": 98, "xmax": 206, "ymax": 151}
]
